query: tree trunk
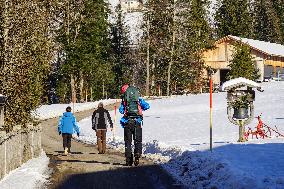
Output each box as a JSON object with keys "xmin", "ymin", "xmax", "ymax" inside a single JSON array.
[
  {"xmin": 3, "ymin": 0, "xmax": 10, "ymax": 69},
  {"xmin": 102, "ymin": 81, "xmax": 105, "ymax": 99},
  {"xmin": 79, "ymin": 71, "xmax": 84, "ymax": 102},
  {"xmin": 90, "ymin": 87, "xmax": 93, "ymax": 101},
  {"xmin": 71, "ymin": 74, "xmax": 76, "ymax": 103},
  {"xmin": 151, "ymin": 63, "xmax": 155, "ymax": 96},
  {"xmin": 146, "ymin": 13, "xmax": 150, "ymax": 96},
  {"xmin": 166, "ymin": 1, "xmax": 176, "ymax": 96},
  {"xmin": 85, "ymin": 89, "xmax": 88, "ymax": 102}
]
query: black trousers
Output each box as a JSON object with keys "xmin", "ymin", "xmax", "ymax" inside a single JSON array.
[
  {"xmin": 124, "ymin": 119, "xmax": 142, "ymax": 158},
  {"xmin": 62, "ymin": 133, "xmax": 72, "ymax": 150}
]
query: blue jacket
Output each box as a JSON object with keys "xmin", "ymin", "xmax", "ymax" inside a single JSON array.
[
  {"xmin": 58, "ymin": 112, "xmax": 80, "ymax": 134},
  {"xmin": 119, "ymin": 97, "xmax": 150, "ymax": 127}
]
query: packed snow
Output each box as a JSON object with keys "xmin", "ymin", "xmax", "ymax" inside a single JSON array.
[
  {"xmin": 77, "ymin": 81, "xmax": 284, "ymax": 189},
  {"xmin": 221, "ymin": 77, "xmax": 260, "ymax": 91},
  {"xmin": 0, "ymin": 151, "xmax": 51, "ymax": 189},
  {"xmin": 33, "ymin": 99, "xmax": 117, "ymax": 120}
]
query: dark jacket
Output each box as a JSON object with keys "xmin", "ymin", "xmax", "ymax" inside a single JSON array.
[{"xmin": 92, "ymin": 107, "xmax": 113, "ymax": 130}]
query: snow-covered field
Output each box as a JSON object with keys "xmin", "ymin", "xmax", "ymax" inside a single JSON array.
[
  {"xmin": 77, "ymin": 82, "xmax": 284, "ymax": 189},
  {"xmin": 0, "ymin": 151, "xmax": 50, "ymax": 189},
  {"xmin": 33, "ymin": 99, "xmax": 117, "ymax": 120}
]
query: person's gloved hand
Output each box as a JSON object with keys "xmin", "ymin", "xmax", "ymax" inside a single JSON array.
[
  {"xmin": 77, "ymin": 133, "xmax": 80, "ymax": 137},
  {"xmin": 59, "ymin": 131, "xmax": 61, "ymax": 135}
]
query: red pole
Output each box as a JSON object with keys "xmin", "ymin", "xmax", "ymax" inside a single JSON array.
[{"xmin": 210, "ymin": 77, "xmax": 213, "ymax": 152}]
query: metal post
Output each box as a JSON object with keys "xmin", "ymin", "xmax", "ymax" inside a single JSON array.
[{"xmin": 210, "ymin": 77, "xmax": 213, "ymax": 152}]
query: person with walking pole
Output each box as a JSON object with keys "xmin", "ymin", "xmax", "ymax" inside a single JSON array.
[
  {"xmin": 58, "ymin": 106, "xmax": 80, "ymax": 155},
  {"xmin": 92, "ymin": 102, "xmax": 113, "ymax": 154},
  {"xmin": 119, "ymin": 84, "xmax": 150, "ymax": 166}
]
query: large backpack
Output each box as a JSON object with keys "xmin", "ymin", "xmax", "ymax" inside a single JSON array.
[{"xmin": 123, "ymin": 86, "xmax": 141, "ymax": 117}]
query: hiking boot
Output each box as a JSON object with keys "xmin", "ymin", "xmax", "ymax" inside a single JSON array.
[
  {"xmin": 126, "ymin": 156, "xmax": 133, "ymax": 166},
  {"xmin": 134, "ymin": 156, "xmax": 139, "ymax": 166},
  {"xmin": 64, "ymin": 148, "xmax": 69, "ymax": 155}
]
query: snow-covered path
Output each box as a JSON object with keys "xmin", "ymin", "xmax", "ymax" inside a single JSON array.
[{"xmin": 78, "ymin": 82, "xmax": 284, "ymax": 189}]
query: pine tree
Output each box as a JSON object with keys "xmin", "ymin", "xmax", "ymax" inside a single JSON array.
[
  {"xmin": 215, "ymin": 0, "xmax": 253, "ymax": 38},
  {"xmin": 79, "ymin": 0, "xmax": 113, "ymax": 100},
  {"xmin": 173, "ymin": 0, "xmax": 213, "ymax": 93},
  {"xmin": 227, "ymin": 42, "xmax": 259, "ymax": 80},
  {"xmin": 139, "ymin": 0, "xmax": 175, "ymax": 96},
  {"xmin": 139, "ymin": 0, "xmax": 213, "ymax": 95},
  {"xmin": 109, "ymin": 2, "xmax": 132, "ymax": 96},
  {"xmin": 56, "ymin": 0, "xmax": 114, "ymax": 101},
  {"xmin": 253, "ymin": 0, "xmax": 283, "ymax": 43},
  {"xmin": 272, "ymin": 0, "xmax": 284, "ymax": 44}
]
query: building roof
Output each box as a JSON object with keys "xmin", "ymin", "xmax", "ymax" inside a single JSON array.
[{"xmin": 218, "ymin": 35, "xmax": 284, "ymax": 58}]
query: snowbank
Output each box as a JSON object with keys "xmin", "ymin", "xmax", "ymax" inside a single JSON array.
[
  {"xmin": 0, "ymin": 151, "xmax": 50, "ymax": 189},
  {"xmin": 77, "ymin": 81, "xmax": 284, "ymax": 189},
  {"xmin": 33, "ymin": 99, "xmax": 118, "ymax": 120}
]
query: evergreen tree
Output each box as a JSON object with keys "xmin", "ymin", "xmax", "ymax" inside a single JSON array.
[
  {"xmin": 0, "ymin": 0, "xmax": 56, "ymax": 130},
  {"xmin": 227, "ymin": 42, "xmax": 259, "ymax": 80},
  {"xmin": 140, "ymin": 0, "xmax": 175, "ymax": 96},
  {"xmin": 56, "ymin": 0, "xmax": 114, "ymax": 101},
  {"xmin": 173, "ymin": 0, "xmax": 213, "ymax": 93},
  {"xmin": 139, "ymin": 0, "xmax": 213, "ymax": 95},
  {"xmin": 253, "ymin": 0, "xmax": 283, "ymax": 43},
  {"xmin": 215, "ymin": 0, "xmax": 253, "ymax": 38},
  {"xmin": 272, "ymin": 0, "xmax": 284, "ymax": 44},
  {"xmin": 110, "ymin": 3, "xmax": 132, "ymax": 96}
]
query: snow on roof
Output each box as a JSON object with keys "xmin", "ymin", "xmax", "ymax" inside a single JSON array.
[
  {"xmin": 221, "ymin": 77, "xmax": 260, "ymax": 91},
  {"xmin": 228, "ymin": 35, "xmax": 284, "ymax": 57}
]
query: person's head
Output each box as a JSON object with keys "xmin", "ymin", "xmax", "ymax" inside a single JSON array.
[
  {"xmin": 121, "ymin": 84, "xmax": 129, "ymax": 94},
  {"xmin": 98, "ymin": 102, "xmax": 103, "ymax": 108},
  {"xmin": 66, "ymin": 106, "xmax": 72, "ymax": 112}
]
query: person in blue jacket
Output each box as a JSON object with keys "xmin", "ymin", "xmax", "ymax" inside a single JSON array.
[
  {"xmin": 58, "ymin": 106, "xmax": 80, "ymax": 155},
  {"xmin": 119, "ymin": 84, "xmax": 150, "ymax": 166}
]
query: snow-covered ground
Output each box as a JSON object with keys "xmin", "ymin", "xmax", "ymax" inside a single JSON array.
[
  {"xmin": 33, "ymin": 99, "xmax": 117, "ymax": 120},
  {"xmin": 0, "ymin": 151, "xmax": 50, "ymax": 189},
  {"xmin": 77, "ymin": 81, "xmax": 284, "ymax": 189}
]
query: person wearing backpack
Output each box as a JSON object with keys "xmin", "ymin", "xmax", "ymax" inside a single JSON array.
[
  {"xmin": 92, "ymin": 102, "xmax": 113, "ymax": 154},
  {"xmin": 119, "ymin": 84, "xmax": 150, "ymax": 166},
  {"xmin": 58, "ymin": 106, "xmax": 80, "ymax": 155}
]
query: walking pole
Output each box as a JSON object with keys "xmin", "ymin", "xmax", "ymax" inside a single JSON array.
[
  {"xmin": 72, "ymin": 99, "xmax": 75, "ymax": 114},
  {"xmin": 113, "ymin": 99, "xmax": 117, "ymax": 141},
  {"xmin": 210, "ymin": 75, "xmax": 213, "ymax": 152}
]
